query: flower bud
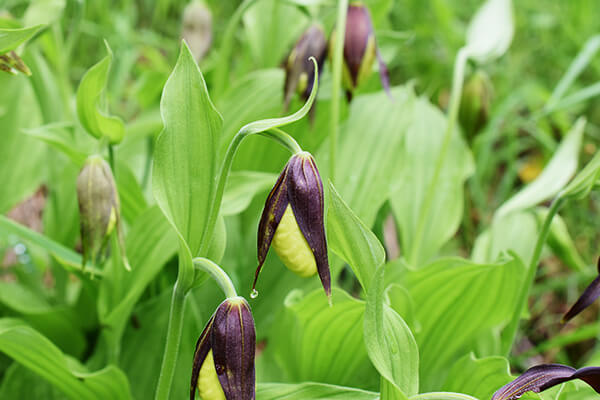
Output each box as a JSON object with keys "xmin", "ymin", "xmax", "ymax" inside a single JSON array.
[
  {"xmin": 331, "ymin": 2, "xmax": 390, "ymax": 100},
  {"xmin": 76, "ymin": 155, "xmax": 129, "ymax": 271},
  {"xmin": 459, "ymin": 70, "xmax": 493, "ymax": 140},
  {"xmin": 253, "ymin": 152, "xmax": 331, "ymax": 299},
  {"xmin": 283, "ymin": 24, "xmax": 327, "ymax": 111},
  {"xmin": 182, "ymin": 1, "xmax": 213, "ymax": 63},
  {"xmin": 191, "ymin": 297, "xmax": 256, "ymax": 400}
]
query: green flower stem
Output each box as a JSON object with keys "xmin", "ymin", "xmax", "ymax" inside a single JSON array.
[
  {"xmin": 329, "ymin": 0, "xmax": 349, "ymax": 183},
  {"xmin": 259, "ymin": 128, "xmax": 303, "ymax": 154},
  {"xmin": 501, "ymin": 197, "xmax": 565, "ymax": 356},
  {"xmin": 408, "ymin": 47, "xmax": 469, "ymax": 266},
  {"xmin": 154, "ymin": 279, "xmax": 188, "ymax": 400},
  {"xmin": 193, "ymin": 257, "xmax": 238, "ymax": 298},
  {"xmin": 213, "ymin": 0, "xmax": 259, "ymax": 98},
  {"xmin": 108, "ymin": 144, "xmax": 115, "ymax": 173}
]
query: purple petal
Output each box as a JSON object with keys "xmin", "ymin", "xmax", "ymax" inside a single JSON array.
[
  {"xmin": 492, "ymin": 364, "xmax": 600, "ymax": 400},
  {"xmin": 287, "ymin": 153, "xmax": 331, "ymax": 299},
  {"xmin": 562, "ymin": 260, "xmax": 600, "ymax": 323},
  {"xmin": 212, "ymin": 298, "xmax": 256, "ymax": 400},
  {"xmin": 253, "ymin": 164, "xmax": 290, "ymax": 291},
  {"xmin": 190, "ymin": 314, "xmax": 215, "ymax": 400}
]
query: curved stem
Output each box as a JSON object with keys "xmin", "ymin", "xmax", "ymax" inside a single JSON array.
[
  {"xmin": 193, "ymin": 257, "xmax": 237, "ymax": 298},
  {"xmin": 259, "ymin": 128, "xmax": 303, "ymax": 154},
  {"xmin": 329, "ymin": 0, "xmax": 349, "ymax": 183},
  {"xmin": 199, "ymin": 127, "xmax": 302, "ymax": 257},
  {"xmin": 408, "ymin": 47, "xmax": 469, "ymax": 266},
  {"xmin": 501, "ymin": 197, "xmax": 565, "ymax": 355}
]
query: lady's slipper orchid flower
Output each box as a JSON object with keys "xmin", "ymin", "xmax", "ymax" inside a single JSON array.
[
  {"xmin": 330, "ymin": 1, "xmax": 390, "ymax": 101},
  {"xmin": 492, "ymin": 363, "xmax": 600, "ymax": 400},
  {"xmin": 252, "ymin": 151, "xmax": 331, "ymax": 300},
  {"xmin": 283, "ymin": 24, "xmax": 327, "ymax": 113},
  {"xmin": 190, "ymin": 297, "xmax": 256, "ymax": 400}
]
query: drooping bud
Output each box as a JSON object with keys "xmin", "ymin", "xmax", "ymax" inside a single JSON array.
[
  {"xmin": 283, "ymin": 24, "xmax": 327, "ymax": 112},
  {"xmin": 459, "ymin": 70, "xmax": 493, "ymax": 140},
  {"xmin": 253, "ymin": 152, "xmax": 331, "ymax": 300},
  {"xmin": 191, "ymin": 297, "xmax": 256, "ymax": 400},
  {"xmin": 182, "ymin": 1, "xmax": 213, "ymax": 63},
  {"xmin": 0, "ymin": 51, "xmax": 31, "ymax": 76},
  {"xmin": 76, "ymin": 155, "xmax": 129, "ymax": 271},
  {"xmin": 330, "ymin": 2, "xmax": 390, "ymax": 101}
]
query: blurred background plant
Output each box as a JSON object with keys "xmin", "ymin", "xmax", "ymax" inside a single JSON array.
[{"xmin": 0, "ymin": 0, "xmax": 600, "ymax": 399}]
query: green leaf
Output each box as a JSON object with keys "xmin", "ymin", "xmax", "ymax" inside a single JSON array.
[
  {"xmin": 390, "ymin": 97, "xmax": 474, "ymax": 267},
  {"xmin": 76, "ymin": 42, "xmax": 125, "ymax": 144},
  {"xmin": 0, "ymin": 364, "xmax": 64, "ymax": 399},
  {"xmin": 365, "ymin": 265, "xmax": 419, "ymax": 396},
  {"xmin": 405, "ymin": 257, "xmax": 524, "ymax": 390},
  {"xmin": 256, "ymin": 382, "xmax": 379, "ymax": 399},
  {"xmin": 409, "ymin": 393, "xmax": 479, "ymax": 400},
  {"xmin": 99, "ymin": 207, "xmax": 178, "ymax": 345},
  {"xmin": 328, "ymin": 182, "xmax": 385, "ymax": 292},
  {"xmin": 24, "ymin": 0, "xmax": 66, "ymax": 26},
  {"xmin": 0, "ymin": 319, "xmax": 132, "ymax": 400},
  {"xmin": 0, "ymin": 75, "xmax": 46, "ymax": 213},
  {"xmin": 267, "ymin": 288, "xmax": 378, "ymax": 389},
  {"xmin": 23, "ymin": 122, "xmax": 87, "ymax": 166},
  {"xmin": 0, "ymin": 215, "xmax": 102, "ymax": 276},
  {"xmin": 471, "ymin": 211, "xmax": 539, "ymax": 265},
  {"xmin": 465, "ymin": 0, "xmax": 514, "ymax": 63},
  {"xmin": 442, "ymin": 354, "xmax": 513, "ymax": 400},
  {"xmin": 495, "ymin": 117, "xmax": 585, "ymax": 219},
  {"xmin": 152, "ymin": 41, "xmax": 223, "ymax": 257},
  {"xmin": 0, "ymin": 25, "xmax": 42, "ymax": 53},
  {"xmin": 546, "ymin": 35, "xmax": 600, "ymax": 111},
  {"xmin": 559, "ymin": 138, "xmax": 600, "ymax": 201},
  {"xmin": 221, "ymin": 171, "xmax": 277, "ymax": 216},
  {"xmin": 331, "ymin": 86, "xmax": 416, "ymax": 227}
]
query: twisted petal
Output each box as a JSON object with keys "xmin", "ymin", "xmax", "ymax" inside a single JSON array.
[
  {"xmin": 562, "ymin": 257, "xmax": 600, "ymax": 323},
  {"xmin": 287, "ymin": 153, "xmax": 331, "ymax": 298},
  {"xmin": 253, "ymin": 164, "xmax": 290, "ymax": 291},
  {"xmin": 492, "ymin": 364, "xmax": 600, "ymax": 400},
  {"xmin": 190, "ymin": 314, "xmax": 215, "ymax": 400},
  {"xmin": 212, "ymin": 298, "xmax": 256, "ymax": 400}
]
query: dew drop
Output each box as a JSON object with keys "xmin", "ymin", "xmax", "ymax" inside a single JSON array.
[{"xmin": 250, "ymin": 289, "xmax": 259, "ymax": 299}]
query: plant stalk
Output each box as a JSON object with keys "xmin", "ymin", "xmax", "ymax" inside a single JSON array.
[
  {"xmin": 329, "ymin": 0, "xmax": 349, "ymax": 183},
  {"xmin": 501, "ymin": 197, "xmax": 565, "ymax": 355},
  {"xmin": 408, "ymin": 47, "xmax": 469, "ymax": 266}
]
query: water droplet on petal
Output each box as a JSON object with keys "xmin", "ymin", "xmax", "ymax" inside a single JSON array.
[{"xmin": 250, "ymin": 289, "xmax": 259, "ymax": 299}]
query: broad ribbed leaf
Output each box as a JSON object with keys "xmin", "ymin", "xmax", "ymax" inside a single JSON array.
[
  {"xmin": 76, "ymin": 43, "xmax": 125, "ymax": 144},
  {"xmin": 390, "ymin": 97, "xmax": 474, "ymax": 267},
  {"xmin": 365, "ymin": 265, "xmax": 419, "ymax": 396},
  {"xmin": 268, "ymin": 288, "xmax": 378, "ymax": 389},
  {"xmin": 0, "ymin": 319, "xmax": 131, "ymax": 400},
  {"xmin": 152, "ymin": 41, "xmax": 223, "ymax": 256},
  {"xmin": 256, "ymin": 382, "xmax": 379, "ymax": 399},
  {"xmin": 328, "ymin": 182, "xmax": 385, "ymax": 292},
  {"xmin": 405, "ymin": 257, "xmax": 524, "ymax": 390},
  {"xmin": 221, "ymin": 171, "xmax": 277, "ymax": 216},
  {"xmin": 442, "ymin": 354, "xmax": 514, "ymax": 400}
]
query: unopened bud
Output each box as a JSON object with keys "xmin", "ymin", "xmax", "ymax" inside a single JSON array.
[
  {"xmin": 459, "ymin": 70, "xmax": 493, "ymax": 139},
  {"xmin": 182, "ymin": 1, "xmax": 213, "ymax": 63},
  {"xmin": 76, "ymin": 155, "xmax": 129, "ymax": 271}
]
